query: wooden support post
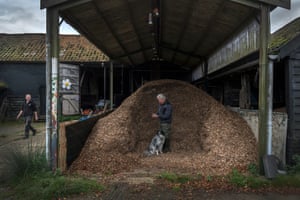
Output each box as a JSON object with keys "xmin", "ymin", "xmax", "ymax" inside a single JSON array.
[
  {"xmin": 110, "ymin": 61, "xmax": 114, "ymax": 109},
  {"xmin": 129, "ymin": 69, "xmax": 134, "ymax": 93},
  {"xmin": 258, "ymin": 4, "xmax": 271, "ymax": 174},
  {"xmin": 102, "ymin": 62, "xmax": 107, "ymax": 104},
  {"xmin": 240, "ymin": 73, "xmax": 251, "ymax": 109},
  {"xmin": 204, "ymin": 60, "xmax": 208, "ymax": 92},
  {"xmin": 58, "ymin": 122, "xmax": 67, "ymax": 171}
]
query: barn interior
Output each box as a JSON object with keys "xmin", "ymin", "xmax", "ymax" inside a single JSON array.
[
  {"xmin": 40, "ymin": 0, "xmax": 294, "ymax": 170},
  {"xmin": 43, "ymin": 0, "xmax": 263, "ymax": 104}
]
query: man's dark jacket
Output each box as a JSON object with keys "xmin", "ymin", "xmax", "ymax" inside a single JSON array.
[
  {"xmin": 157, "ymin": 101, "xmax": 172, "ymax": 124},
  {"xmin": 22, "ymin": 100, "xmax": 37, "ymax": 117}
]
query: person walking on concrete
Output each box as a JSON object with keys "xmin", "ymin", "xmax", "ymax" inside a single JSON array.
[
  {"xmin": 16, "ymin": 94, "xmax": 38, "ymax": 139},
  {"xmin": 152, "ymin": 93, "xmax": 172, "ymax": 152}
]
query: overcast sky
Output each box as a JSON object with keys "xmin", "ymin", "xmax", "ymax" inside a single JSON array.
[{"xmin": 0, "ymin": 0, "xmax": 299, "ymax": 34}]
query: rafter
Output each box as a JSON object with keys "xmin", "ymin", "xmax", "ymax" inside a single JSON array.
[
  {"xmin": 124, "ymin": 0, "xmax": 147, "ymax": 62},
  {"xmin": 258, "ymin": 0, "xmax": 290, "ymax": 9},
  {"xmin": 92, "ymin": 1, "xmax": 135, "ymax": 66},
  {"xmin": 112, "ymin": 47, "xmax": 152, "ymax": 59},
  {"xmin": 171, "ymin": 0, "xmax": 198, "ymax": 64},
  {"xmin": 230, "ymin": 0, "xmax": 260, "ymax": 9},
  {"xmin": 161, "ymin": 44, "xmax": 204, "ymax": 60},
  {"xmin": 58, "ymin": 0, "xmax": 92, "ymax": 11},
  {"xmin": 182, "ymin": 1, "xmax": 227, "ymax": 66}
]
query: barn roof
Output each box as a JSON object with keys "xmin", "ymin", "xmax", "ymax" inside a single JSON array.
[
  {"xmin": 0, "ymin": 34, "xmax": 109, "ymax": 63},
  {"xmin": 270, "ymin": 17, "xmax": 300, "ymax": 52},
  {"xmin": 43, "ymin": 0, "xmax": 263, "ymax": 69}
]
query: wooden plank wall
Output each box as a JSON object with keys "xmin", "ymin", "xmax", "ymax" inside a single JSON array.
[
  {"xmin": 208, "ymin": 20, "xmax": 259, "ymax": 74},
  {"xmin": 286, "ymin": 48, "xmax": 300, "ymax": 163}
]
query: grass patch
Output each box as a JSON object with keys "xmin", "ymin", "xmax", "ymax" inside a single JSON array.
[
  {"xmin": 13, "ymin": 173, "xmax": 104, "ymax": 200},
  {"xmin": 0, "ymin": 172, "xmax": 104, "ymax": 200},
  {"xmin": 0, "ymin": 144, "xmax": 104, "ymax": 200},
  {"xmin": 228, "ymin": 169, "xmax": 269, "ymax": 188},
  {"xmin": 229, "ymin": 167, "xmax": 300, "ymax": 189},
  {"xmin": 272, "ymin": 174, "xmax": 300, "ymax": 187},
  {"xmin": 247, "ymin": 163, "xmax": 259, "ymax": 176},
  {"xmin": 158, "ymin": 172, "xmax": 191, "ymax": 184},
  {"xmin": 206, "ymin": 175, "xmax": 213, "ymax": 182},
  {"xmin": 0, "ymin": 144, "xmax": 48, "ymax": 183},
  {"xmin": 288, "ymin": 155, "xmax": 300, "ymax": 174}
]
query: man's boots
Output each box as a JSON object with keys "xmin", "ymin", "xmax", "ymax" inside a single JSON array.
[{"xmin": 163, "ymin": 138, "xmax": 170, "ymax": 153}]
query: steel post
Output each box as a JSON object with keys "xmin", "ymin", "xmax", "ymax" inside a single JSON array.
[{"xmin": 46, "ymin": 8, "xmax": 59, "ymax": 171}]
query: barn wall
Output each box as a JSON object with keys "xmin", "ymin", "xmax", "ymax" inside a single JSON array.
[
  {"xmin": 0, "ymin": 63, "xmax": 45, "ymax": 96},
  {"xmin": 192, "ymin": 19, "xmax": 259, "ymax": 80},
  {"xmin": 231, "ymin": 108, "xmax": 288, "ymax": 165},
  {"xmin": 286, "ymin": 48, "xmax": 300, "ymax": 164},
  {"xmin": 0, "ymin": 63, "xmax": 45, "ymax": 117}
]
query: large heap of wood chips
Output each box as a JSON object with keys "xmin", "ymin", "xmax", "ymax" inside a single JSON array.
[{"xmin": 70, "ymin": 79, "xmax": 257, "ymax": 175}]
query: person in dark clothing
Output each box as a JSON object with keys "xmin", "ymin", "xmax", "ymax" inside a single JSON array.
[
  {"xmin": 152, "ymin": 93, "xmax": 172, "ymax": 152},
  {"xmin": 16, "ymin": 94, "xmax": 38, "ymax": 139}
]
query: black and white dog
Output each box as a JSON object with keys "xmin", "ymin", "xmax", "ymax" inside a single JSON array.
[{"xmin": 144, "ymin": 130, "xmax": 165, "ymax": 156}]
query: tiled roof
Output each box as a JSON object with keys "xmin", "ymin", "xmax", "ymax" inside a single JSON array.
[
  {"xmin": 270, "ymin": 17, "xmax": 300, "ymax": 52},
  {"xmin": 0, "ymin": 34, "xmax": 109, "ymax": 62}
]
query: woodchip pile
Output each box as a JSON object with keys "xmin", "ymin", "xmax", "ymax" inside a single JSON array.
[{"xmin": 70, "ymin": 79, "xmax": 257, "ymax": 175}]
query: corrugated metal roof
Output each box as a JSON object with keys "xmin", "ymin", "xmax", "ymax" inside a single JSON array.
[{"xmin": 0, "ymin": 34, "xmax": 109, "ymax": 62}]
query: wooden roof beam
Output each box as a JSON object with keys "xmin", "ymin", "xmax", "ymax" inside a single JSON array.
[
  {"xmin": 41, "ymin": 0, "xmax": 92, "ymax": 10},
  {"xmin": 161, "ymin": 44, "xmax": 204, "ymax": 60},
  {"xmin": 182, "ymin": 1, "xmax": 227, "ymax": 66},
  {"xmin": 124, "ymin": 0, "xmax": 147, "ymax": 62},
  {"xmin": 230, "ymin": 0, "xmax": 260, "ymax": 9},
  {"xmin": 41, "ymin": 0, "xmax": 68, "ymax": 9},
  {"xmin": 171, "ymin": 0, "xmax": 198, "ymax": 64},
  {"xmin": 258, "ymin": 0, "xmax": 290, "ymax": 9},
  {"xmin": 231, "ymin": 0, "xmax": 291, "ymax": 9},
  {"xmin": 92, "ymin": 1, "xmax": 136, "ymax": 66},
  {"xmin": 112, "ymin": 47, "xmax": 152, "ymax": 59}
]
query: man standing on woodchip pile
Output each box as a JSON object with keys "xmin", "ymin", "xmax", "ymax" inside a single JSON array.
[
  {"xmin": 16, "ymin": 94, "xmax": 38, "ymax": 139},
  {"xmin": 152, "ymin": 93, "xmax": 173, "ymax": 152}
]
